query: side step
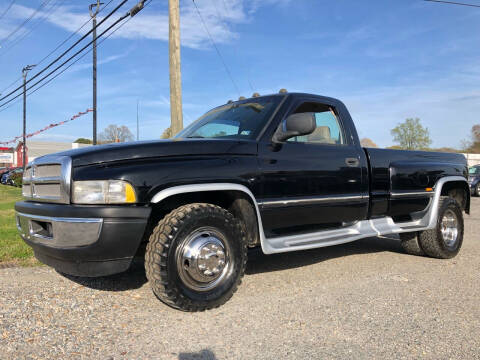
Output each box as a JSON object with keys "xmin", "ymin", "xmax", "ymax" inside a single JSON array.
[{"xmin": 263, "ymin": 217, "xmax": 424, "ymax": 254}]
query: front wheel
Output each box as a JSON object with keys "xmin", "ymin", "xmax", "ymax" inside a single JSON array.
[
  {"xmin": 418, "ymin": 197, "xmax": 464, "ymax": 259},
  {"xmin": 145, "ymin": 203, "xmax": 247, "ymax": 311},
  {"xmin": 476, "ymin": 183, "xmax": 480, "ymax": 197}
]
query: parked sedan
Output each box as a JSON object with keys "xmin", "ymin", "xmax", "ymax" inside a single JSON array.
[{"xmin": 469, "ymin": 165, "xmax": 480, "ymax": 196}]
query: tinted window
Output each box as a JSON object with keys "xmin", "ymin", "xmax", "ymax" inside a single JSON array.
[
  {"xmin": 287, "ymin": 102, "xmax": 345, "ymax": 145},
  {"xmin": 177, "ymin": 96, "xmax": 283, "ymax": 140}
]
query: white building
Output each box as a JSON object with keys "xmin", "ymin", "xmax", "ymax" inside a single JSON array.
[{"xmin": 13, "ymin": 141, "xmax": 91, "ymax": 167}]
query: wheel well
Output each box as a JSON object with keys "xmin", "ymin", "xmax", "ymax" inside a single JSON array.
[
  {"xmin": 441, "ymin": 181, "xmax": 470, "ymax": 214},
  {"xmin": 148, "ymin": 190, "xmax": 260, "ymax": 247}
]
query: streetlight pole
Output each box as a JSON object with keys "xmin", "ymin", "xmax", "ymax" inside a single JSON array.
[
  {"xmin": 22, "ymin": 65, "xmax": 35, "ymax": 170},
  {"xmin": 89, "ymin": 1, "xmax": 103, "ymax": 145}
]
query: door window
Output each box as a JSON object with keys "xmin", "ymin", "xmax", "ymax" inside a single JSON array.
[{"xmin": 287, "ymin": 102, "xmax": 345, "ymax": 145}]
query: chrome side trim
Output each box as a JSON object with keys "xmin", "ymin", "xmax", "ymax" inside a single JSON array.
[
  {"xmin": 16, "ymin": 212, "xmax": 102, "ymax": 248},
  {"xmin": 15, "ymin": 212, "xmax": 102, "ymax": 224},
  {"xmin": 390, "ymin": 191, "xmax": 434, "ymax": 198},
  {"xmin": 149, "ymin": 176, "xmax": 467, "ymax": 255},
  {"xmin": 258, "ymin": 194, "xmax": 368, "ymax": 207}
]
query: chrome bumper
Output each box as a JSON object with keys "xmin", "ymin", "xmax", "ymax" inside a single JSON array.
[{"xmin": 16, "ymin": 212, "xmax": 103, "ymax": 248}]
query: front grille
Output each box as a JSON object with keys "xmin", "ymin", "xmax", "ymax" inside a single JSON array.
[{"xmin": 22, "ymin": 156, "xmax": 71, "ymax": 204}]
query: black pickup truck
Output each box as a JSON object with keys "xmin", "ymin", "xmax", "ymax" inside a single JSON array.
[{"xmin": 15, "ymin": 92, "xmax": 469, "ymax": 311}]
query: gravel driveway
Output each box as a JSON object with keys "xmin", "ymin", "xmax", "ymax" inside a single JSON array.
[{"xmin": 1, "ymin": 198, "xmax": 480, "ymax": 359}]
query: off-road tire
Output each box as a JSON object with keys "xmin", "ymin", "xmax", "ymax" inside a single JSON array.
[
  {"xmin": 418, "ymin": 197, "xmax": 464, "ymax": 259},
  {"xmin": 145, "ymin": 203, "xmax": 247, "ymax": 311},
  {"xmin": 399, "ymin": 232, "xmax": 425, "ymax": 256}
]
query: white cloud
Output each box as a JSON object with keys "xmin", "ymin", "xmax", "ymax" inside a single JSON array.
[
  {"xmin": 70, "ymin": 51, "xmax": 130, "ymax": 72},
  {"xmin": 6, "ymin": 0, "xmax": 290, "ymax": 49}
]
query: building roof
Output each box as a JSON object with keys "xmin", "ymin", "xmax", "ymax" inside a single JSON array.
[{"xmin": 21, "ymin": 141, "xmax": 89, "ymax": 158}]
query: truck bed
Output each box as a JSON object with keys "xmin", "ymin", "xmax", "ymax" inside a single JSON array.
[{"xmin": 364, "ymin": 148, "xmax": 468, "ymax": 218}]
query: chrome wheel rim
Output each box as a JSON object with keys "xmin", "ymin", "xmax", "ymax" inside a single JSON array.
[
  {"xmin": 176, "ymin": 227, "xmax": 231, "ymax": 292},
  {"xmin": 440, "ymin": 209, "xmax": 458, "ymax": 248}
]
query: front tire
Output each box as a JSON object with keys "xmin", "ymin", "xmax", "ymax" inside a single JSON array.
[
  {"xmin": 145, "ymin": 203, "xmax": 247, "ymax": 311},
  {"xmin": 476, "ymin": 183, "xmax": 480, "ymax": 197},
  {"xmin": 418, "ymin": 197, "xmax": 464, "ymax": 259}
]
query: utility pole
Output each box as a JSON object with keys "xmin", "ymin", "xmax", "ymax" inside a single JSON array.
[
  {"xmin": 136, "ymin": 99, "xmax": 139, "ymax": 141},
  {"xmin": 89, "ymin": 1, "xmax": 103, "ymax": 145},
  {"xmin": 22, "ymin": 65, "xmax": 35, "ymax": 170},
  {"xmin": 169, "ymin": 0, "xmax": 183, "ymax": 135}
]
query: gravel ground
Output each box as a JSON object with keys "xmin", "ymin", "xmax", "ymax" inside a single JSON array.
[{"xmin": 1, "ymin": 198, "xmax": 480, "ymax": 360}]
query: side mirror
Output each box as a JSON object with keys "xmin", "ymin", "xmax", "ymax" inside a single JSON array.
[{"xmin": 272, "ymin": 112, "xmax": 316, "ymax": 143}]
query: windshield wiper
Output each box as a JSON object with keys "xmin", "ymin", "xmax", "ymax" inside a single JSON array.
[{"xmin": 186, "ymin": 135, "xmax": 205, "ymax": 138}]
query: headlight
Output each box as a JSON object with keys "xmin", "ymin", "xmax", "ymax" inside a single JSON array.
[{"xmin": 72, "ymin": 180, "xmax": 137, "ymax": 204}]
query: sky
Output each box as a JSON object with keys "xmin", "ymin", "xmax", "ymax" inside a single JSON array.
[{"xmin": 0, "ymin": 0, "xmax": 479, "ymax": 148}]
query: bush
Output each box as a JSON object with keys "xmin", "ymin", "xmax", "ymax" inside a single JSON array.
[{"xmin": 10, "ymin": 173, "xmax": 23, "ymax": 187}]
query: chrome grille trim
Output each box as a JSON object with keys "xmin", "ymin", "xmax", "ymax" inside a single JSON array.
[{"xmin": 22, "ymin": 156, "xmax": 71, "ymax": 204}]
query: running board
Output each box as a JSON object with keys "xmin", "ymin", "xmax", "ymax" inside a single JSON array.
[
  {"xmin": 261, "ymin": 176, "xmax": 467, "ymax": 254},
  {"xmin": 264, "ymin": 217, "xmax": 406, "ymax": 253}
]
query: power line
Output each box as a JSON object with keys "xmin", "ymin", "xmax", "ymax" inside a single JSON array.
[
  {"xmin": 424, "ymin": 0, "xmax": 480, "ymax": 7},
  {"xmin": 211, "ymin": 0, "xmax": 254, "ymax": 93},
  {"xmin": 0, "ymin": 0, "xmax": 17, "ymax": 22},
  {"xmin": 0, "ymin": 0, "xmax": 115, "ymax": 96},
  {"xmin": 0, "ymin": 13, "xmax": 130, "ymax": 109},
  {"xmin": 0, "ymin": 0, "xmax": 65, "ymax": 57},
  {"xmin": 1, "ymin": 0, "xmax": 53, "ymax": 44},
  {"xmin": 0, "ymin": 0, "xmax": 148, "ymax": 111},
  {"xmin": 192, "ymin": 0, "xmax": 241, "ymax": 96},
  {"xmin": 0, "ymin": 0, "xmax": 128, "ymax": 104}
]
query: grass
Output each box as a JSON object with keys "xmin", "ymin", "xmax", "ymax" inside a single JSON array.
[{"xmin": 0, "ymin": 185, "xmax": 37, "ymax": 266}]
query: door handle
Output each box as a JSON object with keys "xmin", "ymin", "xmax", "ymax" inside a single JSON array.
[{"xmin": 345, "ymin": 157, "xmax": 359, "ymax": 167}]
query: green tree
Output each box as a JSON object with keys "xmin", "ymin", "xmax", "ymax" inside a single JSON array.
[
  {"xmin": 161, "ymin": 127, "xmax": 172, "ymax": 139},
  {"xmin": 74, "ymin": 138, "xmax": 92, "ymax": 144},
  {"xmin": 391, "ymin": 118, "xmax": 432, "ymax": 150}
]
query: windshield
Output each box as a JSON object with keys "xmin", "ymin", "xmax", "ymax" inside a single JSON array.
[
  {"xmin": 469, "ymin": 167, "xmax": 480, "ymax": 175},
  {"xmin": 177, "ymin": 96, "xmax": 283, "ymax": 140}
]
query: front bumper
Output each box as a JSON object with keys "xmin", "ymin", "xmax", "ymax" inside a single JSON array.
[{"xmin": 15, "ymin": 201, "xmax": 151, "ymax": 277}]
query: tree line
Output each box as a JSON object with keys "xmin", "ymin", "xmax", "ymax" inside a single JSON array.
[{"xmin": 361, "ymin": 118, "xmax": 479, "ymax": 153}]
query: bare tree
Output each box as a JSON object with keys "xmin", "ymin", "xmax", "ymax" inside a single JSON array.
[
  {"xmin": 99, "ymin": 125, "xmax": 134, "ymax": 143},
  {"xmin": 360, "ymin": 138, "xmax": 378, "ymax": 148},
  {"xmin": 463, "ymin": 124, "xmax": 480, "ymax": 153}
]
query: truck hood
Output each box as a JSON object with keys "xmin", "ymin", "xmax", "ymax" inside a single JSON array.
[{"xmin": 53, "ymin": 138, "xmax": 257, "ymax": 167}]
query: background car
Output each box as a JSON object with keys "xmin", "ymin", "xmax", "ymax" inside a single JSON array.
[
  {"xmin": 7, "ymin": 169, "xmax": 23, "ymax": 187},
  {"xmin": 469, "ymin": 165, "xmax": 480, "ymax": 196},
  {"xmin": 0, "ymin": 167, "xmax": 13, "ymax": 177},
  {"xmin": 1, "ymin": 168, "xmax": 21, "ymax": 185}
]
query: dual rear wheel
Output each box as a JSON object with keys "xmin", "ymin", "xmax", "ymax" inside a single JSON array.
[{"xmin": 400, "ymin": 197, "xmax": 464, "ymax": 259}]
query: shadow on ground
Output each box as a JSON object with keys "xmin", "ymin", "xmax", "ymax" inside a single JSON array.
[
  {"xmin": 59, "ymin": 235, "xmax": 404, "ymax": 291},
  {"xmin": 57, "ymin": 258, "xmax": 147, "ymax": 291},
  {"xmin": 245, "ymin": 235, "xmax": 404, "ymax": 275},
  {"xmin": 178, "ymin": 349, "xmax": 217, "ymax": 360}
]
